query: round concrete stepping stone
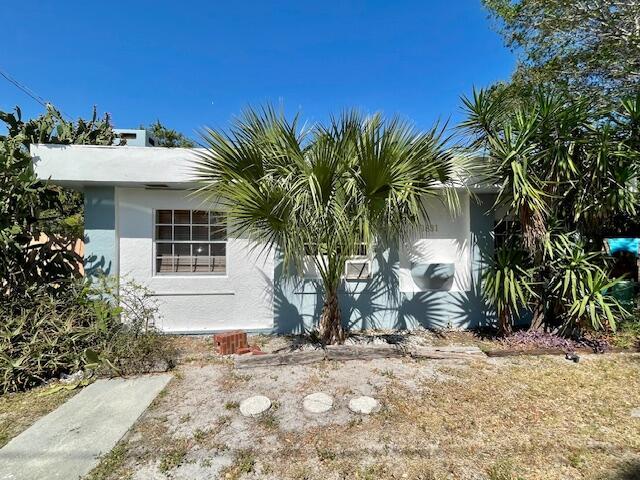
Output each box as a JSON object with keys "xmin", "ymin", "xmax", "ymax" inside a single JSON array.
[
  {"xmin": 631, "ymin": 407, "xmax": 640, "ymax": 418},
  {"xmin": 239, "ymin": 395, "xmax": 271, "ymax": 417},
  {"xmin": 303, "ymin": 392, "xmax": 334, "ymax": 413},
  {"xmin": 349, "ymin": 396, "xmax": 380, "ymax": 414}
]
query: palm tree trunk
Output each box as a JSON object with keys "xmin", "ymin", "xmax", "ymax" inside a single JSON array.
[
  {"xmin": 499, "ymin": 309, "xmax": 512, "ymax": 335},
  {"xmin": 529, "ymin": 301, "xmax": 545, "ymax": 331},
  {"xmin": 319, "ymin": 288, "xmax": 345, "ymax": 344}
]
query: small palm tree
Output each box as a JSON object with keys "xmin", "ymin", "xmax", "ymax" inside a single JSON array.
[
  {"xmin": 482, "ymin": 246, "xmax": 536, "ymax": 334},
  {"xmin": 193, "ymin": 107, "xmax": 463, "ymax": 344}
]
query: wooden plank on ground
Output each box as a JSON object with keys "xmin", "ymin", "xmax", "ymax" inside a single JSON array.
[
  {"xmin": 325, "ymin": 344, "xmax": 406, "ymax": 361},
  {"xmin": 428, "ymin": 345, "xmax": 485, "ymax": 354},
  {"xmin": 234, "ymin": 344, "xmax": 486, "ymax": 368},
  {"xmin": 234, "ymin": 350, "xmax": 325, "ymax": 368},
  {"xmin": 410, "ymin": 346, "xmax": 486, "ymax": 361}
]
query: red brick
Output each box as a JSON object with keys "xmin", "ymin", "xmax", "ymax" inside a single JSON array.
[{"xmin": 213, "ymin": 331, "xmax": 248, "ymax": 355}]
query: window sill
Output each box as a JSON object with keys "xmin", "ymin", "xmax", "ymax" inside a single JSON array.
[{"xmin": 147, "ymin": 291, "xmax": 235, "ymax": 296}]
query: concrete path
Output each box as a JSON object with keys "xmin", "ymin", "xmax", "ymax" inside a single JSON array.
[{"xmin": 0, "ymin": 374, "xmax": 172, "ymax": 480}]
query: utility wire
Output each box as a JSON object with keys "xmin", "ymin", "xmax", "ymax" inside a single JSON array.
[{"xmin": 0, "ymin": 67, "xmax": 73, "ymax": 120}]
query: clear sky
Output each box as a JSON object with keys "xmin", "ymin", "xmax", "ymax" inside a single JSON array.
[{"xmin": 1, "ymin": 1, "xmax": 513, "ymax": 139}]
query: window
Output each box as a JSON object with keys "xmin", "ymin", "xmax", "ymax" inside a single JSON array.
[
  {"xmin": 493, "ymin": 219, "xmax": 520, "ymax": 250},
  {"xmin": 302, "ymin": 242, "xmax": 373, "ymax": 280},
  {"xmin": 345, "ymin": 242, "xmax": 372, "ymax": 280},
  {"xmin": 155, "ymin": 209, "xmax": 227, "ymax": 274}
]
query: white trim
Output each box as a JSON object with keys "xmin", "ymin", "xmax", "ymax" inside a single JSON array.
[
  {"xmin": 148, "ymin": 291, "xmax": 235, "ymax": 296},
  {"xmin": 114, "ymin": 187, "xmax": 120, "ymax": 281}
]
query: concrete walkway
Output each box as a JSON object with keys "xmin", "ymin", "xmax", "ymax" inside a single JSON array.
[{"xmin": 0, "ymin": 374, "xmax": 172, "ymax": 480}]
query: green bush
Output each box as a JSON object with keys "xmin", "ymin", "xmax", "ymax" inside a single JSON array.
[{"xmin": 0, "ymin": 277, "xmax": 176, "ymax": 394}]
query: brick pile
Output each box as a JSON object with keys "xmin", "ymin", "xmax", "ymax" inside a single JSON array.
[
  {"xmin": 213, "ymin": 331, "xmax": 248, "ymax": 355},
  {"xmin": 213, "ymin": 331, "xmax": 265, "ymax": 355}
]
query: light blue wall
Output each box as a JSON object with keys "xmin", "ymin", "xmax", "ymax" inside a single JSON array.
[
  {"xmin": 84, "ymin": 186, "xmax": 117, "ymax": 277},
  {"xmin": 273, "ymin": 194, "xmax": 497, "ymax": 333}
]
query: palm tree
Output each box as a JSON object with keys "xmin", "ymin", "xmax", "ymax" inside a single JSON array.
[{"xmin": 193, "ymin": 107, "xmax": 463, "ymax": 344}]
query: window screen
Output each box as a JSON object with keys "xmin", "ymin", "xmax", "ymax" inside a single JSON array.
[{"xmin": 155, "ymin": 210, "xmax": 227, "ymax": 274}]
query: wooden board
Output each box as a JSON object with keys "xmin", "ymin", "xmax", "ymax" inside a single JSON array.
[
  {"xmin": 234, "ymin": 350, "xmax": 325, "ymax": 368},
  {"xmin": 410, "ymin": 346, "xmax": 485, "ymax": 361},
  {"xmin": 325, "ymin": 344, "xmax": 406, "ymax": 361},
  {"xmin": 235, "ymin": 344, "xmax": 486, "ymax": 368}
]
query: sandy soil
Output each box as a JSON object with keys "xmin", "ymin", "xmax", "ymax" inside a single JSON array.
[{"xmin": 85, "ymin": 336, "xmax": 640, "ymax": 480}]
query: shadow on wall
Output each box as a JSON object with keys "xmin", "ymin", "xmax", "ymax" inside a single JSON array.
[
  {"xmin": 84, "ymin": 251, "xmax": 112, "ymax": 277},
  {"xmin": 272, "ymin": 246, "xmax": 495, "ymax": 333},
  {"xmin": 271, "ymin": 194, "xmax": 499, "ymax": 333}
]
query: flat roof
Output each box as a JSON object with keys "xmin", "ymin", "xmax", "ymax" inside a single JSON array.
[
  {"xmin": 31, "ymin": 144, "xmax": 203, "ymax": 188},
  {"xmin": 31, "ymin": 143, "xmax": 498, "ymax": 192}
]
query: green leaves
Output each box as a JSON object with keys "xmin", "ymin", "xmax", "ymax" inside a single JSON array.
[
  {"xmin": 564, "ymin": 270, "xmax": 626, "ymax": 332},
  {"xmin": 483, "ymin": 233, "xmax": 628, "ymax": 334},
  {"xmin": 482, "ymin": 0, "xmax": 640, "ymax": 108},
  {"xmin": 1, "ymin": 277, "xmax": 175, "ymax": 393},
  {"xmin": 482, "ymin": 246, "xmax": 536, "ymax": 333},
  {"xmin": 545, "ymin": 235, "xmax": 628, "ymax": 332},
  {"xmin": 1, "ymin": 104, "xmax": 117, "ymax": 303},
  {"xmin": 194, "ymin": 106, "xmax": 463, "ymax": 340},
  {"xmin": 140, "ymin": 120, "xmax": 195, "ymax": 148},
  {"xmin": 463, "ymin": 87, "xmax": 640, "ymax": 248}
]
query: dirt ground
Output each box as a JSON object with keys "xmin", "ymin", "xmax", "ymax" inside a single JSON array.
[{"xmin": 83, "ymin": 334, "xmax": 640, "ymax": 480}]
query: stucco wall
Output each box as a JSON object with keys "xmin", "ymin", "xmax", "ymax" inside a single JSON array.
[
  {"xmin": 31, "ymin": 144, "xmax": 200, "ymax": 187},
  {"xmin": 83, "ymin": 187, "xmax": 496, "ymax": 333},
  {"xmin": 84, "ymin": 186, "xmax": 117, "ymax": 276},
  {"xmin": 273, "ymin": 193, "xmax": 496, "ymax": 333},
  {"xmin": 116, "ymin": 188, "xmax": 275, "ymax": 333}
]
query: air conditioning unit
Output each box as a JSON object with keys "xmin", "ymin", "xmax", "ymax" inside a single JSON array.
[{"xmin": 345, "ymin": 259, "xmax": 371, "ymax": 280}]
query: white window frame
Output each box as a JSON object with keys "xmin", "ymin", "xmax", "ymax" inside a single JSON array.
[
  {"xmin": 153, "ymin": 209, "xmax": 228, "ymax": 276},
  {"xmin": 344, "ymin": 242, "xmax": 372, "ymax": 281}
]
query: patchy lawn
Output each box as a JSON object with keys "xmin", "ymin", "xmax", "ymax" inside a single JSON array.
[
  {"xmin": 85, "ymin": 336, "xmax": 640, "ymax": 480},
  {"xmin": 0, "ymin": 384, "xmax": 79, "ymax": 447}
]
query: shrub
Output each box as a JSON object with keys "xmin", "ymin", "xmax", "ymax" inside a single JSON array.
[
  {"xmin": 482, "ymin": 246, "xmax": 536, "ymax": 334},
  {"xmin": 0, "ymin": 277, "xmax": 176, "ymax": 394}
]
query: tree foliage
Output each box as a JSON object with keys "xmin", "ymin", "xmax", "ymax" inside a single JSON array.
[
  {"xmin": 143, "ymin": 120, "xmax": 195, "ymax": 147},
  {"xmin": 193, "ymin": 107, "xmax": 464, "ymax": 343},
  {"xmin": 462, "ymin": 88, "xmax": 640, "ymax": 247},
  {"xmin": 483, "ymin": 0, "xmax": 640, "ymax": 107},
  {"xmin": 0, "ymin": 105, "xmax": 115, "ymax": 301},
  {"xmin": 463, "ymin": 89, "xmax": 638, "ymax": 333}
]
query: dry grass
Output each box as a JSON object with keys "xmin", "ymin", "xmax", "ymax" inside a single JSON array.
[
  {"xmin": 86, "ymin": 351, "xmax": 640, "ymax": 480},
  {"xmin": 262, "ymin": 355, "xmax": 640, "ymax": 480},
  {"xmin": 0, "ymin": 384, "xmax": 78, "ymax": 447}
]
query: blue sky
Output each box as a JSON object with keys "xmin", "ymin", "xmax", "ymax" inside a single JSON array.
[{"xmin": 1, "ymin": 1, "xmax": 513, "ymax": 139}]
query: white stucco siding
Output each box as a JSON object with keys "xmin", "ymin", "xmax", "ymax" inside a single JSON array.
[
  {"xmin": 399, "ymin": 193, "xmax": 471, "ymax": 292},
  {"xmin": 31, "ymin": 144, "xmax": 202, "ymax": 187},
  {"xmin": 116, "ymin": 188, "xmax": 275, "ymax": 333}
]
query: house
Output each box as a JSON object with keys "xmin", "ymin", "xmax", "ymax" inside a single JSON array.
[{"xmin": 31, "ymin": 133, "xmax": 498, "ymax": 334}]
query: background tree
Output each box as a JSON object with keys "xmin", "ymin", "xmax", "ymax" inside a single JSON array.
[
  {"xmin": 483, "ymin": 0, "xmax": 640, "ymax": 107},
  {"xmin": 142, "ymin": 120, "xmax": 195, "ymax": 147},
  {"xmin": 194, "ymin": 107, "xmax": 463, "ymax": 344}
]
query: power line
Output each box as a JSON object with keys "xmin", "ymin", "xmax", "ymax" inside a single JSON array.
[{"xmin": 0, "ymin": 67, "xmax": 73, "ymax": 120}]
